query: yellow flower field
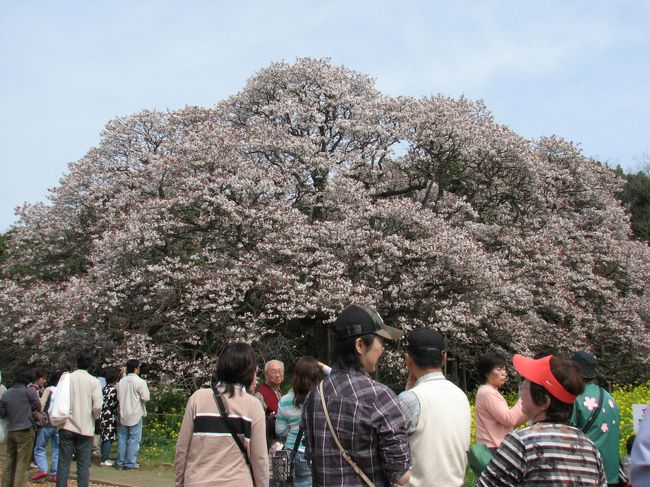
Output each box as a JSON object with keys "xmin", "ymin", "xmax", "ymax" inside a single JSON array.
[{"xmin": 612, "ymin": 381, "xmax": 650, "ymax": 455}]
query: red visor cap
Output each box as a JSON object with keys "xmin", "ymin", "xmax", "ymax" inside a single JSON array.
[{"xmin": 513, "ymin": 354, "xmax": 577, "ymax": 404}]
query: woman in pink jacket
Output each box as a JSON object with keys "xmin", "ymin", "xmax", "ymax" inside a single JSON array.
[{"xmin": 474, "ymin": 352, "xmax": 528, "ymax": 448}]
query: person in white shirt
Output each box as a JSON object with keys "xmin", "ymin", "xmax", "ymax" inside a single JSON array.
[
  {"xmin": 56, "ymin": 350, "xmax": 103, "ymax": 487},
  {"xmin": 116, "ymin": 359, "xmax": 150, "ymax": 470},
  {"xmin": 398, "ymin": 328, "xmax": 471, "ymax": 487}
]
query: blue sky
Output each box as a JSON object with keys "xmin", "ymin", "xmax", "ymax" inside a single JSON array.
[{"xmin": 1, "ymin": 1, "xmax": 649, "ymax": 231}]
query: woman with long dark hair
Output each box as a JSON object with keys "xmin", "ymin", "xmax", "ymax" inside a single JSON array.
[
  {"xmin": 477, "ymin": 354, "xmax": 606, "ymax": 486},
  {"xmin": 275, "ymin": 357, "xmax": 330, "ymax": 487},
  {"xmin": 175, "ymin": 342, "xmax": 268, "ymax": 487}
]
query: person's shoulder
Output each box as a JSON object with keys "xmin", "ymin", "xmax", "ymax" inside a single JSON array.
[
  {"xmin": 117, "ymin": 376, "xmax": 131, "ymax": 391},
  {"xmin": 255, "ymin": 382, "xmax": 272, "ymax": 394},
  {"xmin": 581, "ymin": 381, "xmax": 600, "ymax": 395},
  {"xmin": 189, "ymin": 387, "xmax": 212, "ymax": 401},
  {"xmin": 182, "ymin": 388, "xmax": 213, "ymax": 415},
  {"xmin": 600, "ymin": 387, "xmax": 618, "ymax": 407},
  {"xmin": 73, "ymin": 369, "xmax": 95, "ymax": 382},
  {"xmin": 240, "ymin": 390, "xmax": 266, "ymax": 415},
  {"xmin": 475, "ymin": 384, "xmax": 490, "ymax": 398},
  {"xmin": 507, "ymin": 424, "xmax": 538, "ymax": 443},
  {"xmin": 519, "ymin": 422, "xmax": 585, "ymax": 442},
  {"xmin": 397, "ymin": 388, "xmax": 417, "ymax": 402},
  {"xmin": 279, "ymin": 390, "xmax": 294, "ymax": 404},
  {"xmin": 26, "ymin": 385, "xmax": 40, "ymax": 399},
  {"xmin": 441, "ymin": 379, "xmax": 470, "ymax": 401},
  {"xmin": 367, "ymin": 376, "xmax": 398, "ymax": 399},
  {"xmin": 478, "ymin": 384, "xmax": 498, "ymax": 395}
]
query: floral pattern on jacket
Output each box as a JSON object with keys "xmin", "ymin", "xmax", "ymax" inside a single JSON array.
[{"xmin": 100, "ymin": 384, "xmax": 119, "ymax": 442}]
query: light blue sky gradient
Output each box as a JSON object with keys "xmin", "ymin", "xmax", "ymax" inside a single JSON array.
[{"xmin": 1, "ymin": 1, "xmax": 649, "ymax": 231}]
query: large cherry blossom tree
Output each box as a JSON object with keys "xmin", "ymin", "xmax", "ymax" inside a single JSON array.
[{"xmin": 1, "ymin": 58, "xmax": 648, "ymax": 387}]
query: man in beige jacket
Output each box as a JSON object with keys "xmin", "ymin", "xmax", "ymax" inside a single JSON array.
[
  {"xmin": 116, "ymin": 359, "xmax": 150, "ymax": 470},
  {"xmin": 56, "ymin": 349, "xmax": 103, "ymax": 487}
]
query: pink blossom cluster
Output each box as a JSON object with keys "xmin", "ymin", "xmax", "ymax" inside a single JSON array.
[{"xmin": 1, "ymin": 58, "xmax": 648, "ymax": 386}]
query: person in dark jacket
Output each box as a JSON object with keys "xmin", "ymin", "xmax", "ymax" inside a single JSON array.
[{"xmin": 0, "ymin": 365, "xmax": 42, "ymax": 487}]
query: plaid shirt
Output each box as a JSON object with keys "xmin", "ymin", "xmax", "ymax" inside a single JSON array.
[{"xmin": 302, "ymin": 368, "xmax": 411, "ymax": 487}]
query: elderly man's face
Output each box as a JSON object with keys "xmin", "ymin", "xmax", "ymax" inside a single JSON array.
[{"xmin": 265, "ymin": 361, "xmax": 284, "ymax": 388}]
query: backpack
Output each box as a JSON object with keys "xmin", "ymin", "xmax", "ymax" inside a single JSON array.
[{"xmin": 49, "ymin": 372, "xmax": 71, "ymax": 427}]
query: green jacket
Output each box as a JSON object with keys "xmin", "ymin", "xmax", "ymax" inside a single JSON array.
[{"xmin": 570, "ymin": 382, "xmax": 620, "ymax": 483}]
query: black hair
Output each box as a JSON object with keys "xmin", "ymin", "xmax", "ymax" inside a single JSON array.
[
  {"xmin": 214, "ymin": 342, "xmax": 257, "ymax": 397},
  {"xmin": 477, "ymin": 351, "xmax": 506, "ymax": 383},
  {"xmin": 126, "ymin": 359, "xmax": 141, "ymax": 374},
  {"xmin": 76, "ymin": 349, "xmax": 95, "ymax": 370},
  {"xmin": 48, "ymin": 370, "xmax": 63, "ymax": 387},
  {"xmin": 13, "ymin": 365, "xmax": 34, "ymax": 385},
  {"xmin": 532, "ymin": 345, "xmax": 556, "ymax": 359},
  {"xmin": 332, "ymin": 334, "xmax": 377, "ymax": 371},
  {"xmin": 529, "ymin": 357, "xmax": 584, "ymax": 423},
  {"xmin": 33, "ymin": 367, "xmax": 48, "ymax": 381},
  {"xmin": 104, "ymin": 367, "xmax": 122, "ymax": 384}
]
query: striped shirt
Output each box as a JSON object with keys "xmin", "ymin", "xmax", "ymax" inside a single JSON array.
[
  {"xmin": 276, "ymin": 366, "xmax": 331, "ymax": 453},
  {"xmin": 301, "ymin": 368, "xmax": 411, "ymax": 487},
  {"xmin": 175, "ymin": 385, "xmax": 268, "ymax": 487},
  {"xmin": 276, "ymin": 390, "xmax": 306, "ymax": 453},
  {"xmin": 477, "ymin": 422, "xmax": 607, "ymax": 486}
]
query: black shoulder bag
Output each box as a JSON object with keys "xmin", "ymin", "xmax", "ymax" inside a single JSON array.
[
  {"xmin": 212, "ymin": 388, "xmax": 255, "ymax": 486},
  {"xmin": 271, "ymin": 427, "xmax": 303, "ymax": 483}
]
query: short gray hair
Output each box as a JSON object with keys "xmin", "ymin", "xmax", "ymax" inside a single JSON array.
[{"xmin": 264, "ymin": 360, "xmax": 284, "ymax": 372}]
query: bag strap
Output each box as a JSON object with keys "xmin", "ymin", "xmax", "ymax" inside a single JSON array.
[
  {"xmin": 581, "ymin": 386, "xmax": 605, "ymax": 433},
  {"xmin": 289, "ymin": 427, "xmax": 303, "ymax": 464},
  {"xmin": 43, "ymin": 389, "xmax": 53, "ymax": 422},
  {"xmin": 212, "ymin": 387, "xmax": 255, "ymax": 486},
  {"xmin": 318, "ymin": 381, "xmax": 375, "ymax": 487}
]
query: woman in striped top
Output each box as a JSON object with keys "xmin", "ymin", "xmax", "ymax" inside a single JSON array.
[
  {"xmin": 478, "ymin": 354, "xmax": 607, "ymax": 486},
  {"xmin": 275, "ymin": 357, "xmax": 330, "ymax": 487}
]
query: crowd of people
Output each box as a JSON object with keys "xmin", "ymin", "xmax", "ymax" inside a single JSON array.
[
  {"xmin": 173, "ymin": 304, "xmax": 649, "ymax": 487},
  {"xmin": 2, "ymin": 303, "xmax": 650, "ymax": 486},
  {"xmin": 0, "ymin": 352, "xmax": 150, "ymax": 487}
]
